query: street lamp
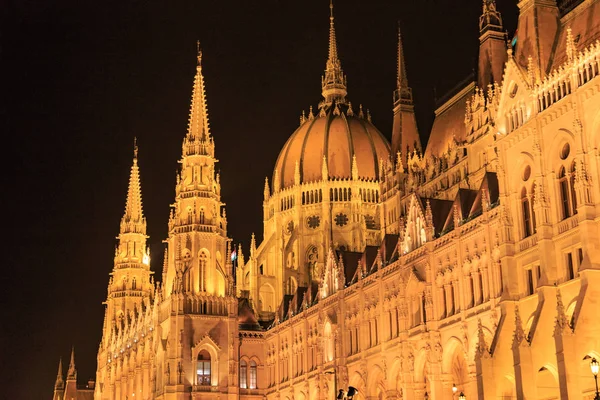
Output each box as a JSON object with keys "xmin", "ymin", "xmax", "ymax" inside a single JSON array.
[
  {"xmin": 458, "ymin": 392, "xmax": 466, "ymax": 400},
  {"xmin": 591, "ymin": 357, "xmax": 600, "ymax": 400},
  {"xmin": 452, "ymin": 383, "xmax": 458, "ymax": 397}
]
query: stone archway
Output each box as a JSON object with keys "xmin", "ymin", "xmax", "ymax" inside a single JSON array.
[{"xmin": 536, "ymin": 365, "xmax": 559, "ymax": 400}]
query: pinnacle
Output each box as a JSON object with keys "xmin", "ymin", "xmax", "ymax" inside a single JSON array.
[
  {"xmin": 55, "ymin": 357, "xmax": 64, "ymax": 388},
  {"xmin": 397, "ymin": 24, "xmax": 409, "ymax": 89},
  {"xmin": 67, "ymin": 346, "xmax": 77, "ymax": 379},
  {"xmin": 328, "ymin": 0, "xmax": 338, "ymax": 64},
  {"xmin": 321, "ymin": 0, "xmax": 347, "ymax": 105},
  {"xmin": 394, "ymin": 24, "xmax": 413, "ymax": 105},
  {"xmin": 121, "ymin": 140, "xmax": 146, "ymax": 235},
  {"xmin": 186, "ymin": 42, "xmax": 211, "ymax": 143}
]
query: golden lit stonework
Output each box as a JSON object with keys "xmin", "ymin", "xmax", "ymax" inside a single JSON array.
[{"xmin": 53, "ymin": 1, "xmax": 600, "ymax": 399}]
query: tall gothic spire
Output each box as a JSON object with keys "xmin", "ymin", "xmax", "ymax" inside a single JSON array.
[
  {"xmin": 67, "ymin": 347, "xmax": 77, "ymax": 380},
  {"xmin": 321, "ymin": 0, "xmax": 347, "ymax": 106},
  {"xmin": 395, "ymin": 24, "xmax": 413, "ymax": 104},
  {"xmin": 54, "ymin": 358, "xmax": 64, "ymax": 389},
  {"xmin": 120, "ymin": 138, "xmax": 146, "ymax": 235},
  {"xmin": 187, "ymin": 41, "xmax": 211, "ymax": 142},
  {"xmin": 392, "ymin": 24, "xmax": 420, "ymax": 163}
]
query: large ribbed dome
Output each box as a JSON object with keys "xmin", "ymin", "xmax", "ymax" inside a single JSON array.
[{"xmin": 273, "ymin": 105, "xmax": 391, "ymax": 190}]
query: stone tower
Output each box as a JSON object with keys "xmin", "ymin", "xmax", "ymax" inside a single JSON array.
[
  {"xmin": 391, "ymin": 25, "xmax": 420, "ymax": 164},
  {"xmin": 155, "ymin": 43, "xmax": 239, "ymax": 398},
  {"xmin": 94, "ymin": 142, "xmax": 156, "ymax": 400},
  {"xmin": 477, "ymin": 0, "xmax": 508, "ymax": 89}
]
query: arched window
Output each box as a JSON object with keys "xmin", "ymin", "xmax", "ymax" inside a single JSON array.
[
  {"xmin": 249, "ymin": 360, "xmax": 257, "ymax": 389},
  {"xmin": 200, "ymin": 208, "xmax": 205, "ymax": 224},
  {"xmin": 132, "ymin": 278, "xmax": 137, "ymax": 290},
  {"xmin": 196, "ymin": 350, "xmax": 211, "ymax": 385},
  {"xmin": 199, "ymin": 252, "xmax": 208, "ymax": 292},
  {"xmin": 521, "ymin": 188, "xmax": 532, "ymax": 238},
  {"xmin": 240, "ymin": 360, "xmax": 247, "ymax": 388},
  {"xmin": 323, "ymin": 322, "xmax": 334, "ymax": 362},
  {"xmin": 558, "ymin": 166, "xmax": 571, "ymax": 220}
]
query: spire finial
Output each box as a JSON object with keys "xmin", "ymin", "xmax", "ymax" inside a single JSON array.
[
  {"xmin": 121, "ymin": 140, "xmax": 146, "ymax": 235},
  {"xmin": 196, "ymin": 40, "xmax": 202, "ymax": 66},
  {"xmin": 55, "ymin": 358, "xmax": 65, "ymax": 389},
  {"xmin": 185, "ymin": 41, "xmax": 211, "ymax": 145},
  {"xmin": 329, "ymin": 0, "xmax": 335, "ymax": 56},
  {"xmin": 397, "ymin": 22, "xmax": 407, "ymax": 89},
  {"xmin": 321, "ymin": 0, "xmax": 347, "ymax": 106},
  {"xmin": 394, "ymin": 22, "xmax": 413, "ymax": 105},
  {"xmin": 67, "ymin": 346, "xmax": 77, "ymax": 380}
]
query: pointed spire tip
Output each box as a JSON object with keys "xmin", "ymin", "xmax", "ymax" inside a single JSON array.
[{"xmin": 196, "ymin": 40, "xmax": 202, "ymax": 66}]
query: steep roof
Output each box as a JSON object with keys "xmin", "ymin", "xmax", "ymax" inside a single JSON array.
[{"xmin": 424, "ymin": 83, "xmax": 474, "ymax": 159}]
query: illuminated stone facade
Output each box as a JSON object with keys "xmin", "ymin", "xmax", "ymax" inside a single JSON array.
[{"xmin": 53, "ymin": 0, "xmax": 600, "ymax": 399}]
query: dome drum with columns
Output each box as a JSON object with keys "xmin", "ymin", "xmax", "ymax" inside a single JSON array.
[{"xmin": 247, "ymin": 0, "xmax": 391, "ymax": 319}]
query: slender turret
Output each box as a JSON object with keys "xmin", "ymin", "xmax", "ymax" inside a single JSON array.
[
  {"xmin": 478, "ymin": 0, "xmax": 508, "ymax": 89},
  {"xmin": 52, "ymin": 358, "xmax": 65, "ymax": 400},
  {"xmin": 62, "ymin": 347, "xmax": 77, "ymax": 399},
  {"xmin": 391, "ymin": 25, "xmax": 420, "ymax": 164}
]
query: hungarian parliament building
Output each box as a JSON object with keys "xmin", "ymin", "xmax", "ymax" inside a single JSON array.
[{"xmin": 53, "ymin": 0, "xmax": 600, "ymax": 399}]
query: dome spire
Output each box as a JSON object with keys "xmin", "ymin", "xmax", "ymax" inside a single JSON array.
[{"xmin": 321, "ymin": 0, "xmax": 347, "ymax": 106}]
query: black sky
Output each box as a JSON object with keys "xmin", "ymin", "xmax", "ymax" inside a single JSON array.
[{"xmin": 2, "ymin": 0, "xmax": 517, "ymax": 398}]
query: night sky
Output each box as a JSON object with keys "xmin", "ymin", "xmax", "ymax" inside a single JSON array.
[{"xmin": 2, "ymin": 1, "xmax": 517, "ymax": 398}]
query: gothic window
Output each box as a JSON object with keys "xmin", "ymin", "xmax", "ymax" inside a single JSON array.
[
  {"xmin": 526, "ymin": 268, "xmax": 534, "ymax": 296},
  {"xmin": 558, "ymin": 166, "xmax": 572, "ymax": 220},
  {"xmin": 249, "ymin": 360, "xmax": 257, "ymax": 389},
  {"xmin": 196, "ymin": 350, "xmax": 211, "ymax": 385},
  {"xmin": 286, "ymin": 276, "xmax": 297, "ymax": 295},
  {"xmin": 307, "ymin": 215, "xmax": 320, "ymax": 229},
  {"xmin": 521, "ymin": 188, "xmax": 532, "ymax": 238},
  {"xmin": 566, "ymin": 252, "xmax": 574, "ymax": 280},
  {"xmin": 199, "ymin": 252, "xmax": 208, "ymax": 292},
  {"xmin": 323, "ymin": 321, "xmax": 334, "ymax": 362},
  {"xmin": 200, "ymin": 208, "xmax": 205, "ymax": 224},
  {"xmin": 132, "ymin": 278, "xmax": 137, "ymax": 290},
  {"xmin": 335, "ymin": 213, "xmax": 348, "ymax": 227},
  {"xmin": 240, "ymin": 360, "xmax": 247, "ymax": 388}
]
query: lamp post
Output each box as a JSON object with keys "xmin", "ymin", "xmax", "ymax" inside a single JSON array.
[
  {"xmin": 591, "ymin": 357, "xmax": 600, "ymax": 400},
  {"xmin": 452, "ymin": 383, "xmax": 458, "ymax": 398}
]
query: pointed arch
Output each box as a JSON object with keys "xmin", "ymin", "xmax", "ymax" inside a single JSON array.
[
  {"xmin": 192, "ymin": 336, "xmax": 220, "ymax": 386},
  {"xmin": 259, "ymin": 283, "xmax": 275, "ymax": 312},
  {"xmin": 366, "ymin": 364, "xmax": 385, "ymax": 398}
]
